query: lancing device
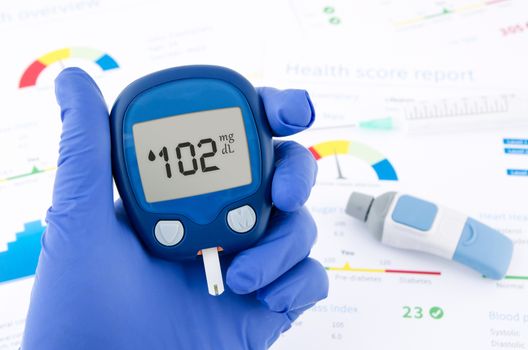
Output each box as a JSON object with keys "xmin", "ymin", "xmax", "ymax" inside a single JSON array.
[{"xmin": 346, "ymin": 192, "xmax": 513, "ymax": 279}]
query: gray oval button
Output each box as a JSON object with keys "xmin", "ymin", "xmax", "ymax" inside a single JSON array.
[
  {"xmin": 155, "ymin": 220, "xmax": 184, "ymax": 246},
  {"xmin": 227, "ymin": 205, "xmax": 256, "ymax": 233}
]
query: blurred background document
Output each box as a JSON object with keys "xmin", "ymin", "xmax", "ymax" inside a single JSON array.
[{"xmin": 0, "ymin": 1, "xmax": 527, "ymax": 348}]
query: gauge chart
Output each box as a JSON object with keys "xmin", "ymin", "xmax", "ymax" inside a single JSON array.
[
  {"xmin": 19, "ymin": 47, "xmax": 119, "ymax": 88},
  {"xmin": 309, "ymin": 139, "xmax": 398, "ymax": 181}
]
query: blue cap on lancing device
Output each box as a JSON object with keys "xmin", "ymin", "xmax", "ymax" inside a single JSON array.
[
  {"xmin": 110, "ymin": 65, "xmax": 274, "ymax": 262},
  {"xmin": 346, "ymin": 192, "xmax": 514, "ymax": 280},
  {"xmin": 452, "ymin": 218, "xmax": 513, "ymax": 279}
]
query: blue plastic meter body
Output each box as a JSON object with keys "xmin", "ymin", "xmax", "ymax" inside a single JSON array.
[{"xmin": 110, "ymin": 65, "xmax": 274, "ymax": 261}]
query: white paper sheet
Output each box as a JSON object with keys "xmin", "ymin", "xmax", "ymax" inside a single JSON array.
[{"xmin": 1, "ymin": 1, "xmax": 527, "ymax": 348}]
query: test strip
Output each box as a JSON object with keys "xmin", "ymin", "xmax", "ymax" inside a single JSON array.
[{"xmin": 202, "ymin": 247, "xmax": 224, "ymax": 296}]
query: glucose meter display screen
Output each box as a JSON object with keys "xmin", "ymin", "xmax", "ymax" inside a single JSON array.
[{"xmin": 133, "ymin": 107, "xmax": 252, "ymax": 203}]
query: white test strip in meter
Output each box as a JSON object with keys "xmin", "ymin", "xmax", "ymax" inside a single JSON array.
[{"xmin": 202, "ymin": 247, "xmax": 224, "ymax": 296}]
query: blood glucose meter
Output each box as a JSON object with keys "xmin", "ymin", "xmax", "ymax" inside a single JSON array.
[{"xmin": 110, "ymin": 65, "xmax": 273, "ymax": 263}]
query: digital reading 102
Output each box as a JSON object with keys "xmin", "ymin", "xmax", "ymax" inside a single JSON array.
[
  {"xmin": 133, "ymin": 107, "xmax": 252, "ymax": 203},
  {"xmin": 148, "ymin": 134, "xmax": 237, "ymax": 179}
]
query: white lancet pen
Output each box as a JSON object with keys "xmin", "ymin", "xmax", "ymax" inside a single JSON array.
[{"xmin": 346, "ymin": 191, "xmax": 514, "ymax": 280}]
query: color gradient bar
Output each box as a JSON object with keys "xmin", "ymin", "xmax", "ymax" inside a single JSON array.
[
  {"xmin": 483, "ymin": 275, "xmax": 528, "ymax": 280},
  {"xmin": 19, "ymin": 47, "xmax": 119, "ymax": 88},
  {"xmin": 309, "ymin": 140, "xmax": 398, "ymax": 180},
  {"xmin": 0, "ymin": 166, "xmax": 56, "ymax": 184},
  {"xmin": 505, "ymin": 275, "xmax": 528, "ymax": 280},
  {"xmin": 394, "ymin": 0, "xmax": 511, "ymax": 27},
  {"xmin": 326, "ymin": 263, "xmax": 441, "ymax": 276},
  {"xmin": 0, "ymin": 221, "xmax": 45, "ymax": 283}
]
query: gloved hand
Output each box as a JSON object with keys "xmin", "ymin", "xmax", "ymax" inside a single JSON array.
[{"xmin": 22, "ymin": 68, "xmax": 328, "ymax": 350}]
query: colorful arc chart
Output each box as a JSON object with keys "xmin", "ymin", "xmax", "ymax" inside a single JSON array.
[
  {"xmin": 309, "ymin": 140, "xmax": 398, "ymax": 181},
  {"xmin": 19, "ymin": 47, "xmax": 119, "ymax": 88}
]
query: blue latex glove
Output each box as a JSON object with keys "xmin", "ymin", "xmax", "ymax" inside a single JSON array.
[{"xmin": 22, "ymin": 68, "xmax": 328, "ymax": 350}]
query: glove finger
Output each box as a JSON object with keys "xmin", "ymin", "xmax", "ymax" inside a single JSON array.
[
  {"xmin": 256, "ymin": 258, "xmax": 329, "ymax": 321},
  {"xmin": 272, "ymin": 140, "xmax": 317, "ymax": 212},
  {"xmin": 258, "ymin": 87, "xmax": 315, "ymax": 137},
  {"xmin": 226, "ymin": 207, "xmax": 316, "ymax": 294},
  {"xmin": 114, "ymin": 199, "xmax": 131, "ymax": 226},
  {"xmin": 46, "ymin": 68, "xmax": 113, "ymax": 235}
]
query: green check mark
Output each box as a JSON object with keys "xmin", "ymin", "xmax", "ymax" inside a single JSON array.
[{"xmin": 429, "ymin": 306, "xmax": 444, "ymax": 320}]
